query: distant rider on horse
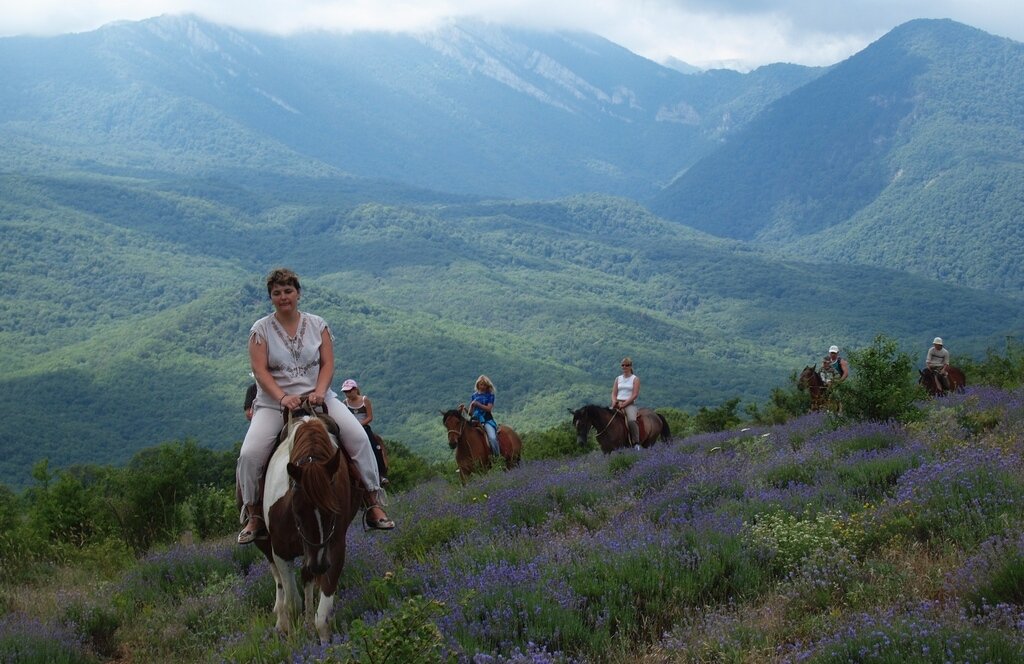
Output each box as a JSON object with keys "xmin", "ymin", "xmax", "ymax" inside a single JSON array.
[
  {"xmin": 926, "ymin": 337, "xmax": 951, "ymax": 393},
  {"xmin": 611, "ymin": 357, "xmax": 641, "ymax": 446},
  {"xmin": 820, "ymin": 345, "xmax": 849, "ymax": 386}
]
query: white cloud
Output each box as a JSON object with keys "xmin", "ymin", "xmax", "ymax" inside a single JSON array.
[{"xmin": 0, "ymin": 0, "xmax": 1021, "ymax": 70}]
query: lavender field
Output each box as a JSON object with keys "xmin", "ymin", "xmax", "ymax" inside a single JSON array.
[{"xmin": 5, "ymin": 386, "xmax": 1024, "ymax": 662}]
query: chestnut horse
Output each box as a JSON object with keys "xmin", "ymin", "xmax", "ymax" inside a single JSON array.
[
  {"xmin": 919, "ymin": 366, "xmax": 966, "ymax": 396},
  {"xmin": 798, "ymin": 365, "xmax": 828, "ymax": 411},
  {"xmin": 442, "ymin": 409, "xmax": 522, "ymax": 484},
  {"xmin": 570, "ymin": 404, "xmax": 670, "ymax": 454},
  {"xmin": 257, "ymin": 408, "xmax": 360, "ymax": 643}
]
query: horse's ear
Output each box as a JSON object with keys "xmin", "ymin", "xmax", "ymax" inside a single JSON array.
[
  {"xmin": 325, "ymin": 448, "xmax": 341, "ymax": 476},
  {"xmin": 287, "ymin": 462, "xmax": 301, "ymax": 482}
]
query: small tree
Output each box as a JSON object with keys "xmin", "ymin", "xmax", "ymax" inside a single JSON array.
[
  {"xmin": 832, "ymin": 334, "xmax": 921, "ymax": 422},
  {"xmin": 695, "ymin": 397, "xmax": 742, "ymax": 433}
]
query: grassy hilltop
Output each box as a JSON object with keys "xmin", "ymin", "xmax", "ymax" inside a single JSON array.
[{"xmin": 4, "ymin": 344, "xmax": 1024, "ymax": 662}]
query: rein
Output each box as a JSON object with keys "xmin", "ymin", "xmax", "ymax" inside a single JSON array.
[{"xmin": 595, "ymin": 409, "xmax": 623, "ymax": 437}]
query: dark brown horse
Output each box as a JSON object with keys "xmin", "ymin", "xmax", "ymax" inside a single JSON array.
[
  {"xmin": 442, "ymin": 409, "xmax": 522, "ymax": 484},
  {"xmin": 798, "ymin": 365, "xmax": 828, "ymax": 411},
  {"xmin": 570, "ymin": 404, "xmax": 670, "ymax": 454},
  {"xmin": 257, "ymin": 410, "xmax": 360, "ymax": 643},
  {"xmin": 919, "ymin": 366, "xmax": 966, "ymax": 396}
]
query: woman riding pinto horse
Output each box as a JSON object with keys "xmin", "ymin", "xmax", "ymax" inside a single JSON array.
[{"xmin": 252, "ymin": 404, "xmax": 361, "ymax": 643}]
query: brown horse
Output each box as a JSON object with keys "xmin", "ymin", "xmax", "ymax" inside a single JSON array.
[
  {"xmin": 442, "ymin": 409, "xmax": 522, "ymax": 484},
  {"xmin": 798, "ymin": 365, "xmax": 828, "ymax": 411},
  {"xmin": 919, "ymin": 366, "xmax": 966, "ymax": 396},
  {"xmin": 257, "ymin": 409, "xmax": 360, "ymax": 643},
  {"xmin": 570, "ymin": 404, "xmax": 670, "ymax": 454}
]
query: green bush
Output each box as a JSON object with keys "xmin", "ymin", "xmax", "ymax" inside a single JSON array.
[
  {"xmin": 695, "ymin": 398, "xmax": 742, "ymax": 433},
  {"xmin": 832, "ymin": 335, "xmax": 922, "ymax": 423},
  {"xmin": 522, "ymin": 421, "xmax": 585, "ymax": 460},
  {"xmin": 324, "ymin": 596, "xmax": 448, "ymax": 663},
  {"xmin": 382, "ymin": 440, "xmax": 444, "ymax": 492}
]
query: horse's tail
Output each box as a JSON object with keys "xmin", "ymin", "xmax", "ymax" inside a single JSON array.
[{"xmin": 658, "ymin": 413, "xmax": 671, "ymax": 441}]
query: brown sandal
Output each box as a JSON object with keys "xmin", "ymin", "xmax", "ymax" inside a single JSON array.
[{"xmin": 364, "ymin": 507, "xmax": 395, "ymax": 531}]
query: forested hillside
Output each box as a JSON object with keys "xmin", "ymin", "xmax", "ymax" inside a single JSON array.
[
  {"xmin": 3, "ymin": 171, "xmax": 1022, "ymax": 489},
  {"xmin": 652, "ymin": 19, "xmax": 1024, "ymax": 295},
  {"xmin": 0, "ymin": 15, "xmax": 821, "ymax": 201}
]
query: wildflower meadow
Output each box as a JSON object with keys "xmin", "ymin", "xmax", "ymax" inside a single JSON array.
[{"xmin": 5, "ymin": 382, "xmax": 1024, "ymax": 662}]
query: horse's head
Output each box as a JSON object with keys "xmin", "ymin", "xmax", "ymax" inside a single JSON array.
[
  {"xmin": 286, "ymin": 419, "xmax": 347, "ymax": 516},
  {"xmin": 570, "ymin": 406, "xmax": 593, "ymax": 447},
  {"xmin": 441, "ymin": 409, "xmax": 466, "ymax": 449},
  {"xmin": 797, "ymin": 365, "xmax": 816, "ymax": 390}
]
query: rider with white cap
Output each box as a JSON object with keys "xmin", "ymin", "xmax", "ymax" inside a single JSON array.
[
  {"xmin": 926, "ymin": 337, "xmax": 951, "ymax": 392},
  {"xmin": 821, "ymin": 344, "xmax": 850, "ymax": 385}
]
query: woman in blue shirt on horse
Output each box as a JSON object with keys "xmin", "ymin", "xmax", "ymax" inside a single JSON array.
[{"xmin": 460, "ymin": 375, "xmax": 500, "ymax": 456}]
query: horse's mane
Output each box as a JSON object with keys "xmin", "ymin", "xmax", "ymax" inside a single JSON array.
[
  {"xmin": 580, "ymin": 404, "xmax": 613, "ymax": 416},
  {"xmin": 289, "ymin": 417, "xmax": 346, "ymax": 515},
  {"xmin": 442, "ymin": 408, "xmax": 467, "ymax": 422}
]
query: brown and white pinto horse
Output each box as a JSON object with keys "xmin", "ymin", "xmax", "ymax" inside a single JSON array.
[
  {"xmin": 257, "ymin": 409, "xmax": 360, "ymax": 643},
  {"xmin": 919, "ymin": 366, "xmax": 966, "ymax": 396},
  {"xmin": 570, "ymin": 404, "xmax": 670, "ymax": 453},
  {"xmin": 442, "ymin": 409, "xmax": 522, "ymax": 485}
]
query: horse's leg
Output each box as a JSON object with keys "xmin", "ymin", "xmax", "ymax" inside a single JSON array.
[
  {"xmin": 272, "ymin": 553, "xmax": 301, "ymax": 634},
  {"xmin": 303, "ymin": 571, "xmax": 316, "ymax": 632},
  {"xmin": 267, "ymin": 556, "xmax": 287, "ymax": 631},
  {"xmin": 314, "ymin": 590, "xmax": 335, "ymax": 644}
]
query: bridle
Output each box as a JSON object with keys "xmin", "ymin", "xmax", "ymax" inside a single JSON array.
[{"xmin": 290, "ymin": 454, "xmax": 339, "ymax": 548}]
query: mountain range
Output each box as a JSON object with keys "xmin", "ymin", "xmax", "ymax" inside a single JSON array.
[
  {"xmin": 1, "ymin": 15, "xmax": 1022, "ymax": 488},
  {"xmin": 652, "ymin": 19, "xmax": 1024, "ymax": 295}
]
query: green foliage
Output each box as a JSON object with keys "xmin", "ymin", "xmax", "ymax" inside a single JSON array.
[
  {"xmin": 115, "ymin": 544, "xmax": 239, "ymax": 613},
  {"xmin": 835, "ymin": 455, "xmax": 918, "ymax": 501},
  {"xmin": 521, "ymin": 421, "xmax": 586, "ymax": 460},
  {"xmin": 178, "ymin": 485, "xmax": 237, "ymax": 541},
  {"xmin": 657, "ymin": 407, "xmax": 693, "ymax": 439},
  {"xmin": 743, "ymin": 510, "xmax": 858, "ymax": 575},
  {"xmin": 746, "ymin": 379, "xmax": 811, "ymax": 425},
  {"xmin": 966, "ymin": 550, "xmax": 1024, "ymax": 611},
  {"xmin": 382, "ymin": 440, "xmax": 445, "ymax": 493},
  {"xmin": 960, "ymin": 336, "xmax": 1024, "ymax": 389},
  {"xmin": 805, "ymin": 618, "xmax": 1024, "ymax": 663},
  {"xmin": 695, "ymin": 397, "xmax": 743, "ymax": 432},
  {"xmin": 324, "ymin": 596, "xmax": 449, "ymax": 664},
  {"xmin": 833, "ymin": 334, "xmax": 922, "ymax": 423},
  {"xmin": 61, "ymin": 598, "xmax": 121, "ymax": 660},
  {"xmin": 385, "ymin": 516, "xmax": 478, "ymax": 563}
]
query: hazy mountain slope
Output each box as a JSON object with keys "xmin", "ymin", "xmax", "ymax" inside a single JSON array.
[
  {"xmin": 0, "ymin": 15, "xmax": 822, "ymax": 199},
  {"xmin": 651, "ymin": 19, "xmax": 1024, "ymax": 294},
  {"xmin": 3, "ymin": 171, "xmax": 1022, "ymax": 488}
]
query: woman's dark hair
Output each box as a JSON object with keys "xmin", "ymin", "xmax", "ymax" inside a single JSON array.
[{"xmin": 266, "ymin": 268, "xmax": 301, "ymax": 296}]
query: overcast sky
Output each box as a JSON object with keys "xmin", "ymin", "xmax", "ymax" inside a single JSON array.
[{"xmin": 1, "ymin": 0, "xmax": 1021, "ymax": 70}]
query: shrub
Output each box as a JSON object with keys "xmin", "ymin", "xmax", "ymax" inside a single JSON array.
[
  {"xmin": 743, "ymin": 510, "xmax": 855, "ymax": 575},
  {"xmin": 832, "ymin": 334, "xmax": 921, "ymax": 423},
  {"xmin": 381, "ymin": 439, "xmax": 444, "ymax": 492},
  {"xmin": 0, "ymin": 613, "xmax": 94, "ymax": 664},
  {"xmin": 868, "ymin": 449, "xmax": 1024, "ymax": 548},
  {"xmin": 695, "ymin": 398, "xmax": 742, "ymax": 433},
  {"xmin": 522, "ymin": 421, "xmax": 585, "ymax": 460},
  {"xmin": 316, "ymin": 596, "xmax": 448, "ymax": 663},
  {"xmin": 178, "ymin": 484, "xmax": 236, "ymax": 540}
]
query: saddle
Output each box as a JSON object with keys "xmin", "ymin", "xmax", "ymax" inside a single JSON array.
[
  {"xmin": 259, "ymin": 399, "xmax": 362, "ymax": 491},
  {"xmin": 636, "ymin": 417, "xmax": 648, "ymax": 443}
]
